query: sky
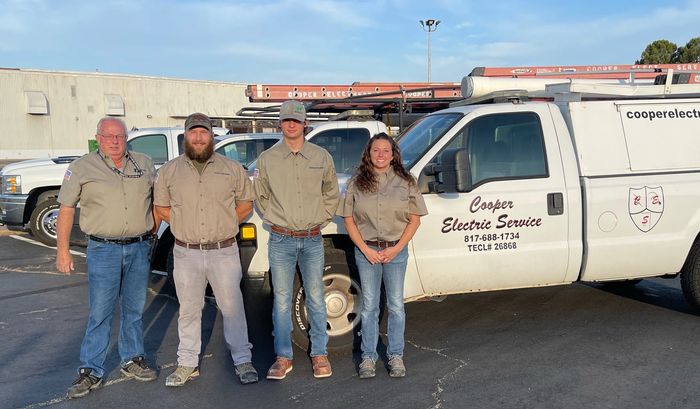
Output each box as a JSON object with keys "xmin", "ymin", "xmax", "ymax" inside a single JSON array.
[{"xmin": 1, "ymin": 0, "xmax": 699, "ymax": 85}]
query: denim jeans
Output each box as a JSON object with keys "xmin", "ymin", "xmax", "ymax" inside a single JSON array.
[
  {"xmin": 355, "ymin": 245, "xmax": 408, "ymax": 362},
  {"xmin": 268, "ymin": 231, "xmax": 327, "ymax": 359},
  {"xmin": 79, "ymin": 238, "xmax": 151, "ymax": 377},
  {"xmin": 172, "ymin": 243, "xmax": 252, "ymax": 367}
]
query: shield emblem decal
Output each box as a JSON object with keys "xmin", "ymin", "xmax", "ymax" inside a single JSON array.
[{"xmin": 628, "ymin": 186, "xmax": 664, "ymax": 232}]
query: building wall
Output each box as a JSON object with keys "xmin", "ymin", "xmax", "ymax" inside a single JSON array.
[{"xmin": 0, "ymin": 68, "xmax": 260, "ymax": 159}]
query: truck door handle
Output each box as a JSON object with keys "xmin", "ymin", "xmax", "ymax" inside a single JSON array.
[{"xmin": 547, "ymin": 192, "xmax": 564, "ymax": 215}]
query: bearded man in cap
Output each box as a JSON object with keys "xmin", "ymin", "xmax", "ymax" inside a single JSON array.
[
  {"xmin": 154, "ymin": 112, "xmax": 258, "ymax": 386},
  {"xmin": 254, "ymin": 100, "xmax": 339, "ymax": 380}
]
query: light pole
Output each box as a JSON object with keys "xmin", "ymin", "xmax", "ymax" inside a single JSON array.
[{"xmin": 419, "ymin": 19, "xmax": 440, "ymax": 82}]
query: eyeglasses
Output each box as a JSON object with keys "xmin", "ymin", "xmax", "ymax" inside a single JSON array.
[{"xmin": 98, "ymin": 133, "xmax": 127, "ymax": 141}]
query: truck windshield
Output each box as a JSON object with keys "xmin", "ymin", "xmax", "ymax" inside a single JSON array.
[{"xmin": 398, "ymin": 113, "xmax": 463, "ymax": 168}]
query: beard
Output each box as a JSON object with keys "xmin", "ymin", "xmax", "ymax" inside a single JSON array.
[{"xmin": 184, "ymin": 138, "xmax": 214, "ymax": 161}]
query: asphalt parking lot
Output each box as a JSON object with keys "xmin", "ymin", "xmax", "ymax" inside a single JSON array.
[{"xmin": 2, "ymin": 226, "xmax": 700, "ymax": 409}]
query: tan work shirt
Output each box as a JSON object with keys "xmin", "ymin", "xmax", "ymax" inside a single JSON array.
[
  {"xmin": 342, "ymin": 168, "xmax": 428, "ymax": 242},
  {"xmin": 254, "ymin": 140, "xmax": 339, "ymax": 230},
  {"xmin": 154, "ymin": 153, "xmax": 254, "ymax": 244},
  {"xmin": 57, "ymin": 150, "xmax": 155, "ymax": 238}
]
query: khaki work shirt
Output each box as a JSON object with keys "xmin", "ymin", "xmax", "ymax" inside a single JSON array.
[
  {"xmin": 254, "ymin": 140, "xmax": 339, "ymax": 230},
  {"xmin": 154, "ymin": 153, "xmax": 254, "ymax": 244},
  {"xmin": 342, "ymin": 168, "xmax": 428, "ymax": 242},
  {"xmin": 57, "ymin": 150, "xmax": 155, "ymax": 238}
]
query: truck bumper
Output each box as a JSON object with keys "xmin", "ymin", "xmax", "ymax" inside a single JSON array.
[{"xmin": 0, "ymin": 194, "xmax": 29, "ymax": 228}]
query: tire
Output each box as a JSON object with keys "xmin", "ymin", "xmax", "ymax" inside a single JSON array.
[
  {"xmin": 681, "ymin": 241, "xmax": 700, "ymax": 308},
  {"xmin": 291, "ymin": 250, "xmax": 362, "ymax": 354},
  {"xmin": 29, "ymin": 198, "xmax": 60, "ymax": 246}
]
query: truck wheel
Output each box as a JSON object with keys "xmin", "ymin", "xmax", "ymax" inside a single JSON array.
[
  {"xmin": 30, "ymin": 198, "xmax": 60, "ymax": 246},
  {"xmin": 291, "ymin": 251, "xmax": 362, "ymax": 354},
  {"xmin": 681, "ymin": 242, "xmax": 700, "ymax": 308}
]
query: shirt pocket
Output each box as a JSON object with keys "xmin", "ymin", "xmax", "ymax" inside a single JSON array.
[
  {"xmin": 390, "ymin": 185, "xmax": 409, "ymax": 202},
  {"xmin": 210, "ymin": 172, "xmax": 236, "ymax": 205},
  {"xmin": 302, "ymin": 163, "xmax": 326, "ymax": 193}
]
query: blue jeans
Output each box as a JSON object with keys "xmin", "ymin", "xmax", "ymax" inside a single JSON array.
[
  {"xmin": 355, "ymin": 245, "xmax": 408, "ymax": 362},
  {"xmin": 268, "ymin": 231, "xmax": 327, "ymax": 359},
  {"xmin": 79, "ymin": 238, "xmax": 151, "ymax": 377}
]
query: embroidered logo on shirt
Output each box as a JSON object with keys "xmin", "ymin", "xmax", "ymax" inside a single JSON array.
[{"xmin": 63, "ymin": 170, "xmax": 72, "ymax": 181}]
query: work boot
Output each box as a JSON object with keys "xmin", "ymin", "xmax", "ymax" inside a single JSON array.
[
  {"xmin": 388, "ymin": 356, "xmax": 406, "ymax": 378},
  {"xmin": 358, "ymin": 358, "xmax": 376, "ymax": 379},
  {"xmin": 266, "ymin": 357, "xmax": 293, "ymax": 380},
  {"xmin": 67, "ymin": 368, "xmax": 102, "ymax": 399},
  {"xmin": 234, "ymin": 362, "xmax": 258, "ymax": 385},
  {"xmin": 121, "ymin": 356, "xmax": 157, "ymax": 381},
  {"xmin": 165, "ymin": 366, "xmax": 199, "ymax": 387},
  {"xmin": 311, "ymin": 355, "xmax": 332, "ymax": 378}
]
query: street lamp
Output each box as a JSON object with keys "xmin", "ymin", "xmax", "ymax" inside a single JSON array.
[{"xmin": 419, "ymin": 19, "xmax": 440, "ymax": 82}]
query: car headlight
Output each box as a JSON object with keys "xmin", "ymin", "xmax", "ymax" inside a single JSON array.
[{"xmin": 1, "ymin": 175, "xmax": 21, "ymax": 194}]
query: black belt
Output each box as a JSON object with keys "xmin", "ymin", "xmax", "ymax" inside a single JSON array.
[
  {"xmin": 175, "ymin": 237, "xmax": 236, "ymax": 250},
  {"xmin": 365, "ymin": 240, "xmax": 398, "ymax": 249},
  {"xmin": 270, "ymin": 225, "xmax": 321, "ymax": 238},
  {"xmin": 89, "ymin": 233, "xmax": 153, "ymax": 245}
]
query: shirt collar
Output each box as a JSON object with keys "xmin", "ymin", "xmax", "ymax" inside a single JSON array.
[
  {"xmin": 184, "ymin": 153, "xmax": 216, "ymax": 166},
  {"xmin": 280, "ymin": 139, "xmax": 311, "ymax": 159}
]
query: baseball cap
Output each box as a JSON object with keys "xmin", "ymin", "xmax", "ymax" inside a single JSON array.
[
  {"xmin": 279, "ymin": 100, "xmax": 306, "ymax": 122},
  {"xmin": 185, "ymin": 112, "xmax": 212, "ymax": 132}
]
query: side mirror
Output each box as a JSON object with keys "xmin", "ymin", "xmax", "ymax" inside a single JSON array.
[{"xmin": 422, "ymin": 148, "xmax": 471, "ymax": 193}]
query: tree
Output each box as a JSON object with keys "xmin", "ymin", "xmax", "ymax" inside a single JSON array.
[
  {"xmin": 673, "ymin": 37, "xmax": 700, "ymax": 63},
  {"xmin": 636, "ymin": 39, "xmax": 678, "ymax": 64}
]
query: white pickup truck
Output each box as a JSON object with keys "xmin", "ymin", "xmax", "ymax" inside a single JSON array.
[
  {"xmin": 240, "ymin": 80, "xmax": 700, "ymax": 353},
  {"xmin": 0, "ymin": 127, "xmax": 280, "ymax": 245}
]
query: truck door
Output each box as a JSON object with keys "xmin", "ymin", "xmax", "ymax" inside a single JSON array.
[{"xmin": 411, "ymin": 109, "xmax": 571, "ymax": 295}]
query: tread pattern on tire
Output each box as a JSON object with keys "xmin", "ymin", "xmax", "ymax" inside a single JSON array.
[{"xmin": 680, "ymin": 239, "xmax": 700, "ymax": 308}]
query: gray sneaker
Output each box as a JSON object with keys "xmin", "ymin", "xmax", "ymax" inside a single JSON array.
[
  {"xmin": 121, "ymin": 356, "xmax": 157, "ymax": 381},
  {"xmin": 388, "ymin": 356, "xmax": 406, "ymax": 378},
  {"xmin": 234, "ymin": 362, "xmax": 259, "ymax": 385},
  {"xmin": 67, "ymin": 368, "xmax": 102, "ymax": 399},
  {"xmin": 358, "ymin": 358, "xmax": 376, "ymax": 379},
  {"xmin": 165, "ymin": 366, "xmax": 199, "ymax": 387}
]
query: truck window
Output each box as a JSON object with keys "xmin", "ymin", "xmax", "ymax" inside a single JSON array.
[
  {"xmin": 311, "ymin": 128, "xmax": 370, "ymax": 174},
  {"xmin": 430, "ymin": 112, "xmax": 548, "ymax": 187},
  {"xmin": 127, "ymin": 134, "xmax": 168, "ymax": 165},
  {"xmin": 216, "ymin": 139, "xmax": 280, "ymax": 167},
  {"xmin": 216, "ymin": 140, "xmax": 246, "ymax": 164},
  {"xmin": 399, "ymin": 113, "xmax": 463, "ymax": 168}
]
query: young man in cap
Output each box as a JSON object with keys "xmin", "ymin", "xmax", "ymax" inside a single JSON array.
[
  {"xmin": 56, "ymin": 117, "xmax": 158, "ymax": 398},
  {"xmin": 154, "ymin": 112, "xmax": 258, "ymax": 386},
  {"xmin": 254, "ymin": 100, "xmax": 340, "ymax": 379}
]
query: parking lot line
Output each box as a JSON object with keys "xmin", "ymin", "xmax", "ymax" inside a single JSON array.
[{"xmin": 9, "ymin": 235, "xmax": 86, "ymax": 257}]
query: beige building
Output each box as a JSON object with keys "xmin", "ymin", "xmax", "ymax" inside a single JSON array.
[{"xmin": 0, "ymin": 68, "xmax": 273, "ymax": 160}]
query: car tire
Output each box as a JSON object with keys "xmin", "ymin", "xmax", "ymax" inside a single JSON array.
[
  {"xmin": 681, "ymin": 241, "xmax": 700, "ymax": 308},
  {"xmin": 29, "ymin": 198, "xmax": 60, "ymax": 246},
  {"xmin": 291, "ymin": 249, "xmax": 362, "ymax": 354}
]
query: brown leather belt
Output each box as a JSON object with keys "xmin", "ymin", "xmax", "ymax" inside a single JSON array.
[
  {"xmin": 175, "ymin": 237, "xmax": 236, "ymax": 250},
  {"xmin": 365, "ymin": 240, "xmax": 398, "ymax": 249},
  {"xmin": 270, "ymin": 225, "xmax": 321, "ymax": 238}
]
